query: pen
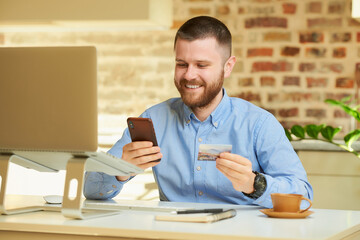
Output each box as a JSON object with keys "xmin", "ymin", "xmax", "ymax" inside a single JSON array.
[{"xmin": 176, "ymin": 208, "xmax": 224, "ymax": 214}]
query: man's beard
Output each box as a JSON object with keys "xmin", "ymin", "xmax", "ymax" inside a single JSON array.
[{"xmin": 175, "ymin": 70, "xmax": 224, "ymax": 109}]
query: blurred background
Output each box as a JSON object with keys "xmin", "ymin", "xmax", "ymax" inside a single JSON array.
[{"xmin": 1, "ymin": 0, "xmax": 360, "ymax": 208}]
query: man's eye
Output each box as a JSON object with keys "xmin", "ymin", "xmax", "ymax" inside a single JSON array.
[
  {"xmin": 198, "ymin": 64, "xmax": 208, "ymax": 68},
  {"xmin": 177, "ymin": 63, "xmax": 187, "ymax": 67}
]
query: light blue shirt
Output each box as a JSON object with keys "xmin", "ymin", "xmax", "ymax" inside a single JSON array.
[{"xmin": 84, "ymin": 89, "xmax": 313, "ymax": 208}]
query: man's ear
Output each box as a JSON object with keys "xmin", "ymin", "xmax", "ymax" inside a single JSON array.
[{"xmin": 224, "ymin": 56, "xmax": 236, "ymax": 78}]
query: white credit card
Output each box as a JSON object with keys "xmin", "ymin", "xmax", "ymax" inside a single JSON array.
[{"xmin": 198, "ymin": 144, "xmax": 232, "ymax": 161}]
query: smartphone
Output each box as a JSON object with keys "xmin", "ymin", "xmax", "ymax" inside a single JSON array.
[{"xmin": 127, "ymin": 117, "xmax": 160, "ymax": 162}]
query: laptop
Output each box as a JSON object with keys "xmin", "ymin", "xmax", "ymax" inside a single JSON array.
[{"xmin": 0, "ymin": 46, "xmax": 142, "ymax": 176}]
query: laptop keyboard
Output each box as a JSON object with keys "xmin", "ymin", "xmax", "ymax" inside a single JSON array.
[
  {"xmin": 88, "ymin": 151, "xmax": 143, "ymax": 175},
  {"xmin": 85, "ymin": 201, "xmax": 194, "ymax": 212}
]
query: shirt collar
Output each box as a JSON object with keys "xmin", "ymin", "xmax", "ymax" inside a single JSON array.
[
  {"xmin": 182, "ymin": 88, "xmax": 231, "ymax": 128},
  {"xmin": 183, "ymin": 103, "xmax": 193, "ymax": 126}
]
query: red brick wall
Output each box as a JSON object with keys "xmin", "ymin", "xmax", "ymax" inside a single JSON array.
[{"xmin": 172, "ymin": 0, "xmax": 360, "ymax": 136}]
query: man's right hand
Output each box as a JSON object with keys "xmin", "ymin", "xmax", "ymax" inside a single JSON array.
[{"xmin": 116, "ymin": 141, "xmax": 162, "ymax": 181}]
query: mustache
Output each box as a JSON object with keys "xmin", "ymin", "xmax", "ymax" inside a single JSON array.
[{"xmin": 179, "ymin": 79, "xmax": 203, "ymax": 86}]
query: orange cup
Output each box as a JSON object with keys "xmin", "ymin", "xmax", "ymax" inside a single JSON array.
[{"xmin": 271, "ymin": 193, "xmax": 312, "ymax": 213}]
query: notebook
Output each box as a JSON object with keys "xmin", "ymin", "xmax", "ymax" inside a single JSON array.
[
  {"xmin": 155, "ymin": 209, "xmax": 237, "ymax": 223},
  {"xmin": 0, "ymin": 46, "xmax": 142, "ymax": 176}
]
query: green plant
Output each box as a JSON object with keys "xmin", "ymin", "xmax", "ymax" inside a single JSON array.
[{"xmin": 285, "ymin": 96, "xmax": 360, "ymax": 158}]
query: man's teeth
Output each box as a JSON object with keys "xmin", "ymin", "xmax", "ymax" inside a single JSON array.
[{"xmin": 186, "ymin": 85, "xmax": 200, "ymax": 89}]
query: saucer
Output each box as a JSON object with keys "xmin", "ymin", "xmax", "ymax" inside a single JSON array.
[{"xmin": 260, "ymin": 209, "xmax": 314, "ymax": 219}]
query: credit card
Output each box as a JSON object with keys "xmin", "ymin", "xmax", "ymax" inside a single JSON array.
[{"xmin": 198, "ymin": 144, "xmax": 232, "ymax": 161}]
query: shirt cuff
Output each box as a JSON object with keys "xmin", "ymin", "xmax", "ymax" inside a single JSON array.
[{"xmin": 84, "ymin": 172, "xmax": 125, "ymax": 200}]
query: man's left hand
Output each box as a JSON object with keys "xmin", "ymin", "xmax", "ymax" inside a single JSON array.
[{"xmin": 216, "ymin": 152, "xmax": 255, "ymax": 194}]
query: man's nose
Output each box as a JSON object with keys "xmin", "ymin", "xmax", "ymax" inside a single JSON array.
[{"xmin": 184, "ymin": 65, "xmax": 197, "ymax": 80}]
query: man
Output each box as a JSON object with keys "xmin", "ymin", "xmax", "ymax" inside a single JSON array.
[{"xmin": 84, "ymin": 16, "xmax": 313, "ymax": 208}]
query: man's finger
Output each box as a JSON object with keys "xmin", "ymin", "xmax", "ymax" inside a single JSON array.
[
  {"xmin": 217, "ymin": 162, "xmax": 244, "ymax": 180},
  {"xmin": 138, "ymin": 160, "xmax": 161, "ymax": 169},
  {"xmin": 128, "ymin": 146, "xmax": 161, "ymax": 160},
  {"xmin": 133, "ymin": 152, "xmax": 163, "ymax": 165},
  {"xmin": 216, "ymin": 157, "xmax": 251, "ymax": 175},
  {"xmin": 219, "ymin": 152, "xmax": 251, "ymax": 166},
  {"xmin": 123, "ymin": 141, "xmax": 154, "ymax": 151}
]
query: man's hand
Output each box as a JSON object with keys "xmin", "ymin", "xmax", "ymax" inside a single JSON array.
[
  {"xmin": 116, "ymin": 141, "xmax": 162, "ymax": 181},
  {"xmin": 216, "ymin": 152, "xmax": 255, "ymax": 194}
]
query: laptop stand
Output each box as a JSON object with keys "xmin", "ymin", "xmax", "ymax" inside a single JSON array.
[
  {"xmin": 0, "ymin": 154, "xmax": 53, "ymax": 215},
  {"xmin": 0, "ymin": 153, "xmax": 140, "ymax": 220},
  {"xmin": 61, "ymin": 157, "xmax": 118, "ymax": 219}
]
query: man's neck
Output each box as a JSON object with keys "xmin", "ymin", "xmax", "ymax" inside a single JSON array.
[{"xmin": 191, "ymin": 90, "xmax": 223, "ymax": 122}]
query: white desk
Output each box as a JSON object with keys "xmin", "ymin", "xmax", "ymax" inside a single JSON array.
[{"xmin": 0, "ymin": 195, "xmax": 360, "ymax": 240}]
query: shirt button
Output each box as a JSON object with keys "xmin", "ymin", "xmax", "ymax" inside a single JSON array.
[
  {"xmin": 198, "ymin": 138, "xmax": 202, "ymax": 142},
  {"xmin": 196, "ymin": 166, "xmax": 201, "ymax": 171},
  {"xmin": 199, "ymin": 191, "xmax": 203, "ymax": 196},
  {"xmin": 214, "ymin": 122, "xmax": 218, "ymax": 127}
]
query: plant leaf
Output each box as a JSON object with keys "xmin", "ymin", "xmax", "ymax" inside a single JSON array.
[
  {"xmin": 320, "ymin": 126, "xmax": 341, "ymax": 142},
  {"xmin": 325, "ymin": 99, "xmax": 341, "ymax": 106},
  {"xmin": 284, "ymin": 128, "xmax": 292, "ymax": 141},
  {"xmin": 325, "ymin": 99, "xmax": 360, "ymax": 122},
  {"xmin": 305, "ymin": 124, "xmax": 324, "ymax": 139},
  {"xmin": 291, "ymin": 125, "xmax": 305, "ymax": 139},
  {"xmin": 342, "ymin": 106, "xmax": 360, "ymax": 122},
  {"xmin": 344, "ymin": 129, "xmax": 360, "ymax": 149}
]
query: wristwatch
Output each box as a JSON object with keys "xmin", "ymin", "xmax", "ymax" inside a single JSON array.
[{"xmin": 242, "ymin": 171, "xmax": 267, "ymax": 199}]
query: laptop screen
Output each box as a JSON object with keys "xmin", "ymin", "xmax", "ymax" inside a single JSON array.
[{"xmin": 0, "ymin": 46, "xmax": 98, "ymax": 153}]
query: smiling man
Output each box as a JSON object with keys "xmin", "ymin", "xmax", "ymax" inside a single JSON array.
[
  {"xmin": 174, "ymin": 37, "xmax": 234, "ymax": 122},
  {"xmin": 84, "ymin": 16, "xmax": 313, "ymax": 208}
]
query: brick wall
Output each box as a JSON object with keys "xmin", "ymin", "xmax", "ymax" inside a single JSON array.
[{"xmin": 1, "ymin": 0, "xmax": 360, "ymax": 139}]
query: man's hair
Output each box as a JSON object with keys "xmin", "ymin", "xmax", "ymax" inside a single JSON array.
[{"xmin": 174, "ymin": 16, "xmax": 232, "ymax": 58}]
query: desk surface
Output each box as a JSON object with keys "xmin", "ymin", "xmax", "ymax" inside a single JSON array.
[{"xmin": 1, "ymin": 195, "xmax": 360, "ymax": 240}]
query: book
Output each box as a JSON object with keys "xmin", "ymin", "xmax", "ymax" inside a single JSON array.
[{"xmin": 155, "ymin": 209, "xmax": 237, "ymax": 223}]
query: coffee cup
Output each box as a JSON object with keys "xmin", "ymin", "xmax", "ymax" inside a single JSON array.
[{"xmin": 271, "ymin": 193, "xmax": 312, "ymax": 213}]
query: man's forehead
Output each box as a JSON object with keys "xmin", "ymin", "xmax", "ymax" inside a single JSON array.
[{"xmin": 175, "ymin": 38, "xmax": 221, "ymax": 55}]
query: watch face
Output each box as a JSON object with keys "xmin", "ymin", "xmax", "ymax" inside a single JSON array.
[
  {"xmin": 252, "ymin": 172, "xmax": 267, "ymax": 198},
  {"xmin": 242, "ymin": 172, "xmax": 267, "ymax": 199}
]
